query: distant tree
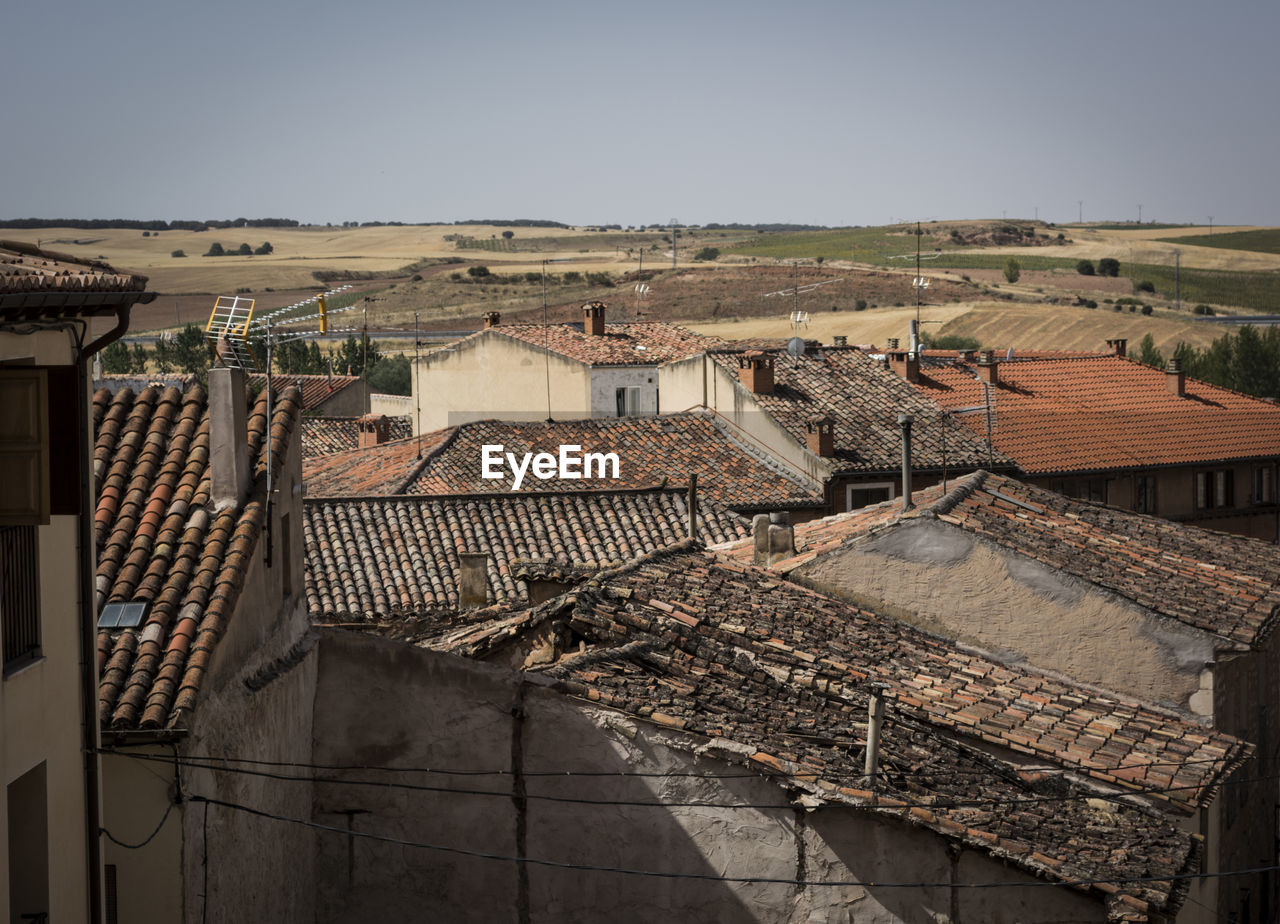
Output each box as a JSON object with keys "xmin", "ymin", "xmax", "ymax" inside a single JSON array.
[
  {"xmin": 131, "ymin": 343, "xmax": 149, "ymax": 373},
  {"xmin": 237, "ymin": 243, "xmax": 252, "ymax": 255},
  {"xmin": 501, "ymin": 230, "xmax": 514, "ymax": 240},
  {"xmin": 367, "ymin": 353, "xmax": 410, "ymax": 395},
  {"xmin": 1135, "ymin": 280, "xmax": 1155, "ymax": 293},
  {"xmin": 1135, "ymin": 333, "xmax": 1164, "ymax": 368},
  {"xmin": 854, "ymin": 298, "xmax": 868, "ymax": 311},
  {"xmin": 171, "ymin": 249, "xmax": 186, "ymax": 258},
  {"xmin": 334, "ymin": 334, "xmax": 381, "ymax": 378},
  {"xmin": 254, "ymin": 241, "xmax": 273, "ymax": 255},
  {"xmin": 101, "ymin": 340, "xmax": 132, "ymax": 373},
  {"xmin": 562, "ymin": 271, "xmax": 582, "ymax": 284},
  {"xmin": 1193, "ymin": 304, "xmax": 1215, "ymax": 316},
  {"xmin": 1003, "ymin": 258, "xmax": 1021, "ymax": 283},
  {"xmin": 1076, "ymin": 259, "xmax": 1095, "ymax": 276},
  {"xmin": 931, "ymin": 334, "xmax": 981, "ymax": 351},
  {"xmin": 172, "ymin": 324, "xmax": 210, "ymax": 378},
  {"xmin": 693, "ymin": 247, "xmax": 720, "ymax": 262},
  {"xmin": 1097, "ymin": 257, "xmax": 1120, "ymax": 277},
  {"xmin": 204, "ymin": 242, "xmax": 225, "ymax": 257},
  {"xmin": 467, "ymin": 265, "xmax": 490, "ymax": 278}
]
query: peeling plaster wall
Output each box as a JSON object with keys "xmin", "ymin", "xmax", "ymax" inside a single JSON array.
[
  {"xmin": 793, "ymin": 518, "xmax": 1217, "ymax": 716},
  {"xmin": 310, "ymin": 630, "xmax": 1108, "ymax": 923},
  {"xmin": 588, "ymin": 366, "xmax": 660, "ymax": 417}
]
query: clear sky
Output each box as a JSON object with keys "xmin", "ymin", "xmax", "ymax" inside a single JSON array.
[{"xmin": 5, "ymin": 0, "xmax": 1277, "ymax": 227}]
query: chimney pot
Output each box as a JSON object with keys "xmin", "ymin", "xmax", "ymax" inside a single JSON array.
[
  {"xmin": 483, "ymin": 311, "xmax": 501, "ymax": 329},
  {"xmin": 358, "ymin": 413, "xmax": 391, "ymax": 448},
  {"xmin": 887, "ymin": 350, "xmax": 920, "ymax": 384},
  {"xmin": 209, "ymin": 366, "xmax": 250, "ymax": 508},
  {"xmin": 582, "ymin": 300, "xmax": 607, "ymax": 336},
  {"xmin": 737, "ymin": 351, "xmax": 775, "ymax": 395},
  {"xmin": 458, "ymin": 552, "xmax": 488, "ymax": 608},
  {"xmin": 976, "ymin": 351, "xmax": 999, "ymax": 385},
  {"xmin": 1166, "ymin": 357, "xmax": 1185, "ymax": 397},
  {"xmin": 1107, "ymin": 338, "xmax": 1128, "ymax": 357},
  {"xmin": 958, "ymin": 349, "xmax": 977, "ymax": 361},
  {"xmin": 805, "ymin": 416, "xmax": 835, "ymax": 457}
]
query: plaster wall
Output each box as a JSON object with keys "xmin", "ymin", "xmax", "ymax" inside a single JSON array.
[
  {"xmin": 315, "ymin": 381, "xmax": 368, "ymax": 417},
  {"xmin": 791, "ymin": 518, "xmax": 1216, "ymax": 716},
  {"xmin": 101, "ymin": 746, "xmax": 182, "ymax": 924},
  {"xmin": 0, "ymin": 327, "xmax": 93, "ymax": 923},
  {"xmin": 412, "ymin": 332, "xmax": 590, "ymax": 433},
  {"xmin": 588, "ymin": 366, "xmax": 659, "ymax": 417},
  {"xmin": 310, "ymin": 629, "xmax": 1110, "ymax": 923},
  {"xmin": 368, "ymin": 392, "xmax": 411, "ymax": 418}
]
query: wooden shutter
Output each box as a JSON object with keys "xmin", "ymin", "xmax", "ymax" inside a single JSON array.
[{"xmin": 0, "ymin": 368, "xmax": 50, "ymax": 525}]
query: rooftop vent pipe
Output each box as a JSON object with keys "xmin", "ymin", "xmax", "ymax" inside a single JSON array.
[{"xmin": 898, "ymin": 412, "xmax": 914, "ymax": 512}]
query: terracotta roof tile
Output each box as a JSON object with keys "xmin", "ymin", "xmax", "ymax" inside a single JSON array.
[
  {"xmin": 303, "ymin": 492, "xmax": 749, "ymax": 622},
  {"xmin": 709, "ymin": 347, "xmax": 1010, "ymax": 474},
  {"xmin": 463, "ymin": 321, "xmax": 723, "ymax": 366},
  {"xmin": 93, "ymin": 382, "xmax": 302, "ymax": 731},
  {"xmin": 300, "ymin": 415, "xmax": 412, "ymax": 457},
  {"xmin": 411, "ymin": 543, "xmax": 1245, "ymax": 918},
  {"xmin": 304, "ymin": 413, "xmax": 824, "ymax": 510},
  {"xmin": 245, "ymin": 373, "xmax": 362, "ymax": 411},
  {"xmin": 909, "ymin": 354, "xmax": 1280, "ymax": 473}
]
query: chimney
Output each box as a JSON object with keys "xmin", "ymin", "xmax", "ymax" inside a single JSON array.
[
  {"xmin": 833, "ymin": 335, "xmax": 848, "ymax": 348},
  {"xmin": 885, "ymin": 337, "xmax": 900, "ymax": 350},
  {"xmin": 209, "ymin": 366, "xmax": 250, "ymax": 508},
  {"xmin": 737, "ymin": 351, "xmax": 775, "ymax": 395},
  {"xmin": 357, "ymin": 414, "xmax": 391, "ymax": 448},
  {"xmin": 887, "ymin": 350, "xmax": 920, "ymax": 384},
  {"xmin": 1166, "ymin": 357, "xmax": 1185, "ymax": 397},
  {"xmin": 898, "ymin": 412, "xmax": 914, "ymax": 512},
  {"xmin": 483, "ymin": 311, "xmax": 501, "ymax": 329},
  {"xmin": 582, "ymin": 300, "xmax": 607, "ymax": 336},
  {"xmin": 805, "ymin": 416, "xmax": 835, "ymax": 457},
  {"xmin": 458, "ymin": 552, "xmax": 488, "ymax": 608},
  {"xmin": 958, "ymin": 349, "xmax": 977, "ymax": 362},
  {"xmin": 1107, "ymin": 338, "xmax": 1128, "ymax": 357},
  {"xmin": 976, "ymin": 350, "xmax": 999, "ymax": 385},
  {"xmin": 753, "ymin": 512, "xmax": 795, "ymax": 565}
]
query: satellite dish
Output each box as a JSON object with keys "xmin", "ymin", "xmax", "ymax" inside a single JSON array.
[{"xmin": 786, "ymin": 337, "xmax": 807, "ymax": 358}]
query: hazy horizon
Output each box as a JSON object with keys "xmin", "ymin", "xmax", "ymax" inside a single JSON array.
[{"xmin": 5, "ymin": 0, "xmax": 1277, "ymax": 228}]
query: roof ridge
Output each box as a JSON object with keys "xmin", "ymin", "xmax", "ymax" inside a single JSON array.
[
  {"xmin": 925, "ymin": 469, "xmax": 990, "ymax": 516},
  {"xmin": 395, "ymin": 424, "xmax": 461, "ymax": 493}
]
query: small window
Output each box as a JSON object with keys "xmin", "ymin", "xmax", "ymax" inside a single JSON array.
[
  {"xmin": 1135, "ymin": 475, "xmax": 1157, "ymax": 514},
  {"xmin": 1254, "ymin": 465, "xmax": 1275, "ymax": 505},
  {"xmin": 847, "ymin": 482, "xmax": 894, "ymax": 510},
  {"xmin": 615, "ymin": 386, "xmax": 642, "ymax": 417},
  {"xmin": 1196, "ymin": 469, "xmax": 1234, "ymax": 510},
  {"xmin": 280, "ymin": 512, "xmax": 293, "ymax": 597},
  {"xmin": 1, "ymin": 525, "xmax": 40, "ymax": 670},
  {"xmin": 97, "ymin": 602, "xmax": 148, "ymax": 630}
]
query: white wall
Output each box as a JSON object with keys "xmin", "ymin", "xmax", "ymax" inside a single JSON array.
[{"xmin": 589, "ymin": 366, "xmax": 660, "ymax": 417}]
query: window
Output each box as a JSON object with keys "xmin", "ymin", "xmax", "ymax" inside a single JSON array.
[
  {"xmin": 1254, "ymin": 465, "xmax": 1275, "ymax": 505},
  {"xmin": 1135, "ymin": 475, "xmax": 1157, "ymax": 514},
  {"xmin": 1050, "ymin": 478, "xmax": 1107, "ymax": 503},
  {"xmin": 280, "ymin": 512, "xmax": 293, "ymax": 597},
  {"xmin": 0, "ymin": 368, "xmax": 50, "ymax": 526},
  {"xmin": 846, "ymin": 482, "xmax": 894, "ymax": 510},
  {"xmin": 1196, "ymin": 469, "xmax": 1234, "ymax": 510},
  {"xmin": 1, "ymin": 525, "xmax": 40, "ymax": 671},
  {"xmin": 615, "ymin": 386, "xmax": 642, "ymax": 417}
]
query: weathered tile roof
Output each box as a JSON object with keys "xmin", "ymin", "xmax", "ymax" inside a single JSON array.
[
  {"xmin": 0, "ymin": 240, "xmax": 152, "ymax": 318},
  {"xmin": 304, "ymin": 413, "xmax": 825, "ymax": 510},
  {"xmin": 909, "ymin": 353, "xmax": 1280, "ymax": 473},
  {"xmin": 466, "ymin": 321, "xmax": 724, "ymax": 366},
  {"xmin": 246, "ymin": 373, "xmax": 362, "ymax": 411},
  {"xmin": 729, "ymin": 470, "xmax": 1280, "ymax": 648},
  {"xmin": 303, "ymin": 491, "xmax": 749, "ymax": 622},
  {"xmin": 93, "ymin": 382, "xmax": 302, "ymax": 731},
  {"xmin": 708, "ymin": 347, "xmax": 1010, "ymax": 474},
  {"xmin": 300, "ymin": 415, "xmax": 412, "ymax": 457},
  {"xmin": 417, "ymin": 543, "xmax": 1248, "ymax": 920}
]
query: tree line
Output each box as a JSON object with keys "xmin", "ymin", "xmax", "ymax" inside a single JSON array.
[
  {"xmin": 0, "ymin": 218, "xmax": 300, "ymax": 230},
  {"xmin": 1135, "ymin": 325, "xmax": 1280, "ymax": 401},
  {"xmin": 100, "ymin": 326, "xmax": 411, "ymax": 395}
]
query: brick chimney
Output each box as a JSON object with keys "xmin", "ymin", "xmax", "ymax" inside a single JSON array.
[
  {"xmin": 357, "ymin": 414, "xmax": 391, "ymax": 448},
  {"xmin": 209, "ymin": 366, "xmax": 250, "ymax": 509},
  {"xmin": 582, "ymin": 300, "xmax": 607, "ymax": 336},
  {"xmin": 805, "ymin": 416, "xmax": 835, "ymax": 457},
  {"xmin": 1166, "ymin": 357, "xmax": 1185, "ymax": 397},
  {"xmin": 1107, "ymin": 338, "xmax": 1128, "ymax": 357},
  {"xmin": 833, "ymin": 335, "xmax": 848, "ymax": 348},
  {"xmin": 737, "ymin": 351, "xmax": 775, "ymax": 395},
  {"xmin": 887, "ymin": 350, "xmax": 920, "ymax": 384},
  {"xmin": 458, "ymin": 552, "xmax": 488, "ymax": 608},
  {"xmin": 976, "ymin": 350, "xmax": 999, "ymax": 385},
  {"xmin": 483, "ymin": 311, "xmax": 501, "ymax": 329}
]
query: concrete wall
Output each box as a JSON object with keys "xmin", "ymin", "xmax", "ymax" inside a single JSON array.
[
  {"xmin": 310, "ymin": 629, "xmax": 1108, "ymax": 923},
  {"xmin": 316, "ymin": 380, "xmax": 369, "ymax": 417},
  {"xmin": 790, "ymin": 518, "xmax": 1217, "ymax": 717},
  {"xmin": 369, "ymin": 392, "xmax": 411, "ymax": 418},
  {"xmin": 412, "ymin": 332, "xmax": 591, "ymax": 432},
  {"xmin": 589, "ymin": 366, "xmax": 659, "ymax": 417},
  {"xmin": 0, "ymin": 327, "xmax": 93, "ymax": 923}
]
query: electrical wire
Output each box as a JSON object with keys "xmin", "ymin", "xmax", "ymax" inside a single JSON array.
[
  {"xmin": 189, "ymin": 792, "xmax": 1279, "ymax": 893},
  {"xmin": 100, "ymin": 800, "xmax": 175, "ymax": 850}
]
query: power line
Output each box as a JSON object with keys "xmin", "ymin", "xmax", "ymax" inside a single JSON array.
[
  {"xmin": 188, "ymin": 792, "xmax": 1278, "ymax": 893},
  {"xmin": 100, "ymin": 800, "xmax": 175, "ymax": 850}
]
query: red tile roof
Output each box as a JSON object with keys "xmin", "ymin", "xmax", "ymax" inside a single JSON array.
[
  {"xmin": 303, "ymin": 492, "xmax": 749, "ymax": 622},
  {"xmin": 246, "ymin": 373, "xmax": 363, "ymax": 411},
  {"xmin": 722, "ymin": 470, "xmax": 1280, "ymax": 648},
  {"xmin": 463, "ymin": 321, "xmax": 724, "ymax": 366},
  {"xmin": 93, "ymin": 383, "xmax": 302, "ymax": 731},
  {"xmin": 0, "ymin": 240, "xmax": 152, "ymax": 319},
  {"xmin": 300, "ymin": 415, "xmax": 412, "ymax": 457},
  {"xmin": 909, "ymin": 354, "xmax": 1280, "ymax": 473},
  {"xmin": 304, "ymin": 413, "xmax": 825, "ymax": 510},
  {"xmin": 409, "ymin": 543, "xmax": 1247, "ymax": 918},
  {"xmin": 709, "ymin": 347, "xmax": 1011, "ymax": 474}
]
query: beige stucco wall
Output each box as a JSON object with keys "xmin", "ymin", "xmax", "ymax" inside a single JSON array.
[
  {"xmin": 309, "ymin": 629, "xmax": 1109, "ymax": 923},
  {"xmin": 0, "ymin": 327, "xmax": 94, "ymax": 923},
  {"xmin": 412, "ymin": 332, "xmax": 592, "ymax": 432},
  {"xmin": 791, "ymin": 518, "xmax": 1218, "ymax": 717}
]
